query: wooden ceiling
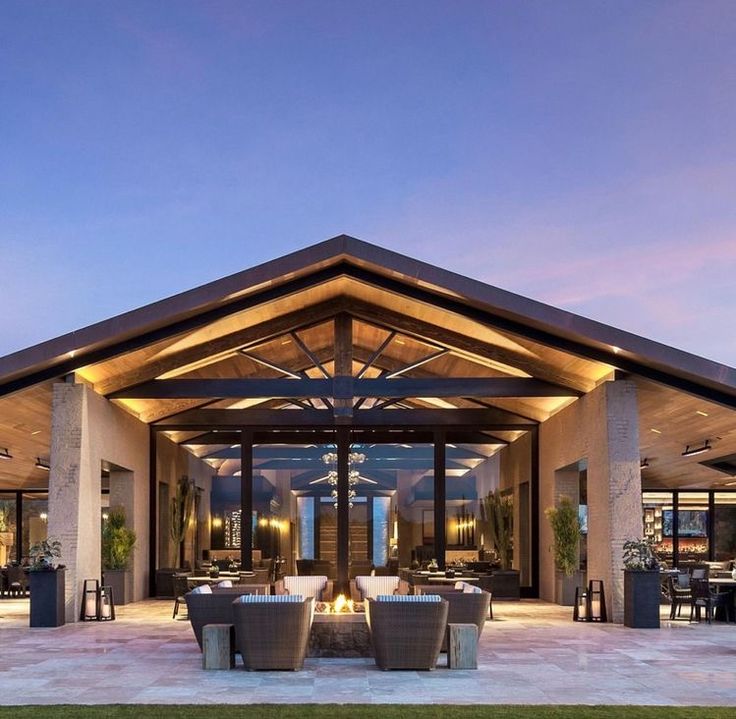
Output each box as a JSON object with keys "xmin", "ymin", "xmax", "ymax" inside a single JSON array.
[{"xmin": 1, "ymin": 239, "xmax": 735, "ymax": 492}]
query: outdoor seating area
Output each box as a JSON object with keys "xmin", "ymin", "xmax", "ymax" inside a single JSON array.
[
  {"xmin": 661, "ymin": 564, "xmax": 736, "ymax": 624},
  {"xmin": 1, "ymin": 596, "xmax": 734, "ymax": 705}
]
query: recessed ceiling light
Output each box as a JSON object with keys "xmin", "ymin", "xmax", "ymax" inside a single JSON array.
[
  {"xmin": 395, "ymin": 339, "xmax": 405, "ymax": 345},
  {"xmin": 650, "ymin": 428, "xmax": 662, "ymax": 434},
  {"xmin": 612, "ymin": 346, "xmax": 621, "ymax": 354},
  {"xmin": 0, "ymin": 448, "xmax": 12, "ymax": 460},
  {"xmin": 35, "ymin": 457, "xmax": 50, "ymax": 471},
  {"xmin": 31, "ymin": 430, "xmax": 42, "ymax": 436},
  {"xmin": 640, "ymin": 458, "xmax": 650, "ymax": 469},
  {"xmin": 695, "ymin": 410, "xmax": 709, "ymax": 417}
]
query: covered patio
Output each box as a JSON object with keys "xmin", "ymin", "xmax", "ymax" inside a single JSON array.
[{"xmin": 0, "ymin": 597, "xmax": 734, "ymax": 705}]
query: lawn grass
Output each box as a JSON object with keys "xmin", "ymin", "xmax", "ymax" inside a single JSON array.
[{"xmin": 0, "ymin": 706, "xmax": 732, "ymax": 719}]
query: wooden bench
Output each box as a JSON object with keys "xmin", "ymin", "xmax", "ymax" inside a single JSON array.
[
  {"xmin": 447, "ymin": 622, "xmax": 478, "ymax": 669},
  {"xmin": 202, "ymin": 623, "xmax": 235, "ymax": 670}
]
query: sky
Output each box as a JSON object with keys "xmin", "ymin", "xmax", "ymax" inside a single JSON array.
[{"xmin": 2, "ymin": 1, "xmax": 736, "ymax": 366}]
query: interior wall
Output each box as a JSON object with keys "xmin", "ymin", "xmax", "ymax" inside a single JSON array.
[
  {"xmin": 539, "ymin": 380, "xmax": 642, "ymax": 622},
  {"xmin": 155, "ymin": 434, "xmax": 213, "ymax": 569},
  {"xmin": 499, "ymin": 432, "xmax": 532, "ymax": 579}
]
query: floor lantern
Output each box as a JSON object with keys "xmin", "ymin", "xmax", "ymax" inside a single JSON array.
[{"xmin": 81, "ymin": 579, "xmax": 99, "ymax": 621}]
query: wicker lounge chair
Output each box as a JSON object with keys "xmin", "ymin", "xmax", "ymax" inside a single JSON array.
[
  {"xmin": 232, "ymin": 595, "xmax": 314, "ymax": 670},
  {"xmin": 366, "ymin": 595, "xmax": 448, "ymax": 670},
  {"xmin": 185, "ymin": 584, "xmax": 267, "ymax": 650}
]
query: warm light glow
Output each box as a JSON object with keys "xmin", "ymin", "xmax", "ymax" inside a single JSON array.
[
  {"xmin": 212, "ymin": 517, "xmax": 223, "ymax": 529},
  {"xmin": 696, "ymin": 410, "xmax": 709, "ymax": 417},
  {"xmin": 332, "ymin": 594, "xmax": 354, "ymax": 613}
]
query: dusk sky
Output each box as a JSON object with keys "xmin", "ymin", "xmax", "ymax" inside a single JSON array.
[{"xmin": 2, "ymin": 1, "xmax": 735, "ymax": 366}]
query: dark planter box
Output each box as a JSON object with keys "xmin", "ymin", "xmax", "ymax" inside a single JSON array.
[
  {"xmin": 29, "ymin": 568, "xmax": 65, "ymax": 627},
  {"xmin": 478, "ymin": 570, "xmax": 520, "ymax": 600},
  {"xmin": 555, "ymin": 570, "xmax": 584, "ymax": 606},
  {"xmin": 624, "ymin": 569, "xmax": 660, "ymax": 628},
  {"xmin": 103, "ymin": 569, "xmax": 132, "ymax": 605}
]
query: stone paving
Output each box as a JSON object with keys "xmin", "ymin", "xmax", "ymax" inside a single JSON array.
[{"xmin": 1, "ymin": 597, "xmax": 735, "ymax": 705}]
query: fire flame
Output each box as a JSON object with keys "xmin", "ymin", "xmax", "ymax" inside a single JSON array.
[{"xmin": 333, "ymin": 593, "xmax": 354, "ymax": 613}]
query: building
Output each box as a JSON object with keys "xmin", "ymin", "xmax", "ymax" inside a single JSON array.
[{"xmin": 1, "ymin": 235, "xmax": 734, "ymax": 622}]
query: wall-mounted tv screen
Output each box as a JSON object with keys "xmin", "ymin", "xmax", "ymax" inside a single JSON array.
[{"xmin": 662, "ymin": 509, "xmax": 707, "ymax": 538}]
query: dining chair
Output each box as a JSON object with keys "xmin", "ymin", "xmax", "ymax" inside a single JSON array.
[
  {"xmin": 667, "ymin": 573, "xmax": 692, "ymax": 620},
  {"xmin": 172, "ymin": 573, "xmax": 191, "ymax": 619},
  {"xmin": 690, "ymin": 578, "xmax": 729, "ymax": 624}
]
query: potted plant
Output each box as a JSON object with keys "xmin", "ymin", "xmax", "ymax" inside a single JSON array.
[
  {"xmin": 480, "ymin": 490, "xmax": 520, "ymax": 600},
  {"xmin": 622, "ymin": 538, "xmax": 660, "ymax": 628},
  {"xmin": 101, "ymin": 508, "xmax": 137, "ymax": 605},
  {"xmin": 28, "ymin": 538, "xmax": 65, "ymax": 627},
  {"xmin": 545, "ymin": 495, "xmax": 583, "ymax": 606}
]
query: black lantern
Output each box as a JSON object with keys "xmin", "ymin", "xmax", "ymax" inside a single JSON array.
[
  {"xmin": 81, "ymin": 579, "xmax": 99, "ymax": 621},
  {"xmin": 587, "ymin": 579, "xmax": 607, "ymax": 622}
]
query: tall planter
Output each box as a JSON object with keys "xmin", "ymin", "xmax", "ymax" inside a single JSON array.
[
  {"xmin": 29, "ymin": 568, "xmax": 66, "ymax": 628},
  {"xmin": 624, "ymin": 570, "xmax": 660, "ymax": 628},
  {"xmin": 555, "ymin": 569, "xmax": 584, "ymax": 606},
  {"xmin": 103, "ymin": 569, "xmax": 132, "ymax": 605}
]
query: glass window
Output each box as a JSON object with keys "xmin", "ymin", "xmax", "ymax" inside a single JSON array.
[
  {"xmin": 0, "ymin": 493, "xmax": 17, "ymax": 565},
  {"xmin": 714, "ymin": 492, "xmax": 736, "ymax": 562},
  {"xmin": 642, "ymin": 491, "xmax": 673, "ymax": 566},
  {"xmin": 22, "ymin": 493, "xmax": 48, "ymax": 561},
  {"xmin": 677, "ymin": 492, "xmax": 709, "ymax": 565}
]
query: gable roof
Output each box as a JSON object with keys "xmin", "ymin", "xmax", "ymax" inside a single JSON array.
[{"xmin": 1, "ymin": 234, "xmax": 735, "ymax": 408}]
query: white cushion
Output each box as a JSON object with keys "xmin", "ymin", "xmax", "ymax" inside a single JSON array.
[
  {"xmin": 356, "ymin": 575, "xmax": 399, "ymax": 600},
  {"xmin": 455, "ymin": 581, "xmax": 482, "ymax": 593},
  {"xmin": 283, "ymin": 575, "xmax": 328, "ymax": 599},
  {"xmin": 216, "ymin": 580, "xmax": 233, "ymax": 588}
]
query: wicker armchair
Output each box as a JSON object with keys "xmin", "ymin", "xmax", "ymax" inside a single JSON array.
[
  {"xmin": 232, "ymin": 595, "xmax": 314, "ymax": 670},
  {"xmin": 366, "ymin": 595, "xmax": 448, "ymax": 670},
  {"xmin": 185, "ymin": 585, "xmax": 267, "ymax": 649},
  {"xmin": 414, "ymin": 584, "xmax": 491, "ymax": 650}
]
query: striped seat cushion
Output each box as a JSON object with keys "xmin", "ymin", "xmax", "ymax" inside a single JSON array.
[
  {"xmin": 356, "ymin": 576, "xmax": 399, "ymax": 600},
  {"xmin": 283, "ymin": 576, "xmax": 328, "ymax": 598},
  {"xmin": 238, "ymin": 594, "xmax": 304, "ymax": 603},
  {"xmin": 375, "ymin": 594, "xmax": 442, "ymax": 602}
]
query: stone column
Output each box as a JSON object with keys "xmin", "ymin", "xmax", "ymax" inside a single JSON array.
[
  {"xmin": 48, "ymin": 383, "xmax": 101, "ymax": 622},
  {"xmin": 587, "ymin": 380, "xmax": 643, "ymax": 623},
  {"xmin": 539, "ymin": 379, "xmax": 642, "ymax": 622}
]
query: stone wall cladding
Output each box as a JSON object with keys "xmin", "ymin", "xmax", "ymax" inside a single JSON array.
[{"xmin": 539, "ymin": 380, "xmax": 642, "ymax": 623}]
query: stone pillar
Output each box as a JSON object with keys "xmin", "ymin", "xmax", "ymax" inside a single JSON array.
[
  {"xmin": 539, "ymin": 379, "xmax": 642, "ymax": 623},
  {"xmin": 48, "ymin": 383, "xmax": 101, "ymax": 622},
  {"xmin": 588, "ymin": 380, "xmax": 643, "ymax": 623}
]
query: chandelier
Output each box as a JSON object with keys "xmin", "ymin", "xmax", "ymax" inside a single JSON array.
[{"xmin": 321, "ymin": 451, "xmax": 366, "ymax": 509}]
